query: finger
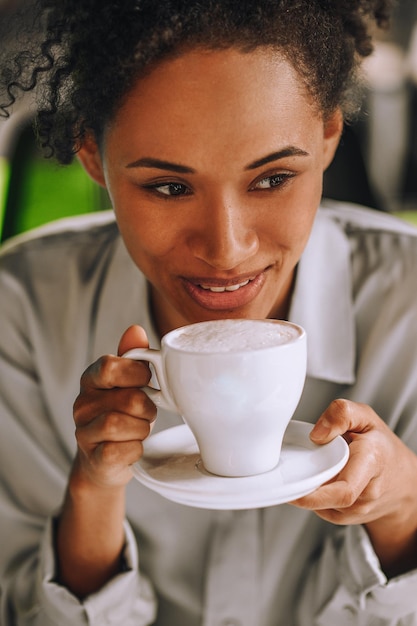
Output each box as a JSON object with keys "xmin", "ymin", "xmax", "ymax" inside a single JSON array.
[
  {"xmin": 291, "ymin": 438, "xmax": 376, "ymax": 512},
  {"xmin": 95, "ymin": 439, "xmax": 145, "ymax": 468},
  {"xmin": 74, "ymin": 387, "xmax": 157, "ymax": 426},
  {"xmin": 80, "ymin": 354, "xmax": 152, "ymax": 391},
  {"xmin": 118, "ymin": 324, "xmax": 149, "ymax": 356},
  {"xmin": 310, "ymin": 398, "xmax": 377, "ymax": 444},
  {"xmin": 76, "ymin": 411, "xmax": 154, "ymax": 447},
  {"xmin": 82, "ymin": 439, "xmax": 146, "ymax": 478}
]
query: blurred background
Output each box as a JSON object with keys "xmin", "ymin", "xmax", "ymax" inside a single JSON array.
[
  {"xmin": 0, "ymin": 0, "xmax": 111, "ymax": 242},
  {"xmin": 0, "ymin": 0, "xmax": 416, "ymax": 242},
  {"xmin": 322, "ymin": 0, "xmax": 417, "ymax": 220}
]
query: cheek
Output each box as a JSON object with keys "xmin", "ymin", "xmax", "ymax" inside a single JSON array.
[
  {"xmin": 109, "ymin": 188, "xmax": 174, "ymax": 258},
  {"xmin": 116, "ymin": 208, "xmax": 180, "ymax": 264},
  {"xmin": 122, "ymin": 222, "xmax": 169, "ymax": 258},
  {"xmin": 266, "ymin": 180, "xmax": 320, "ymax": 250}
]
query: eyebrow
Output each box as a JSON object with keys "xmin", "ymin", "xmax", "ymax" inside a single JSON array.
[
  {"xmin": 126, "ymin": 157, "xmax": 195, "ymax": 174},
  {"xmin": 245, "ymin": 147, "xmax": 310, "ymax": 170},
  {"xmin": 125, "ymin": 146, "xmax": 309, "ymax": 173}
]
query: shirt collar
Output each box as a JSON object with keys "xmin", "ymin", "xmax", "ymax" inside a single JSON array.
[
  {"xmin": 91, "ymin": 233, "xmax": 160, "ymax": 359},
  {"xmin": 289, "ymin": 208, "xmax": 356, "ymax": 384}
]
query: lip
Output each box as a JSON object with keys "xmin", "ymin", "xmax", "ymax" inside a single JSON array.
[{"xmin": 182, "ymin": 271, "xmax": 267, "ymax": 310}]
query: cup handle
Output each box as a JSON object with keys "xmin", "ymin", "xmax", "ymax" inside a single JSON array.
[{"xmin": 122, "ymin": 347, "xmax": 177, "ymax": 413}]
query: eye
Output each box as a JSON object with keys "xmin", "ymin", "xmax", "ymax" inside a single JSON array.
[
  {"xmin": 145, "ymin": 181, "xmax": 191, "ymax": 197},
  {"xmin": 252, "ymin": 173, "xmax": 292, "ymax": 190}
]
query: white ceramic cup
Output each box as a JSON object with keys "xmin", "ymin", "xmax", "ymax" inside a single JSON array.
[{"xmin": 123, "ymin": 319, "xmax": 307, "ymax": 477}]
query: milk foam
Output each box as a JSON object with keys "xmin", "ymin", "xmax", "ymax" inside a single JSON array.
[{"xmin": 167, "ymin": 319, "xmax": 301, "ymax": 353}]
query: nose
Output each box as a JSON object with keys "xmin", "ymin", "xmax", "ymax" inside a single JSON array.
[{"xmin": 189, "ymin": 193, "xmax": 259, "ymax": 270}]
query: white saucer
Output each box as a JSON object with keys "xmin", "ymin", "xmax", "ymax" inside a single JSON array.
[{"xmin": 132, "ymin": 420, "xmax": 349, "ymax": 509}]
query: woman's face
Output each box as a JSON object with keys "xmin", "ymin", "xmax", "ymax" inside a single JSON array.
[{"xmin": 79, "ymin": 47, "xmax": 342, "ymax": 336}]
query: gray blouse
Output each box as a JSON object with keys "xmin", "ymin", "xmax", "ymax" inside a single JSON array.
[{"xmin": 1, "ymin": 202, "xmax": 417, "ymax": 625}]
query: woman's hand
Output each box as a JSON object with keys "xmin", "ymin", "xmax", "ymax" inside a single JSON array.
[
  {"xmin": 56, "ymin": 325, "xmax": 156, "ymax": 598},
  {"xmin": 291, "ymin": 399, "xmax": 417, "ymax": 577},
  {"xmin": 72, "ymin": 325, "xmax": 157, "ymax": 489}
]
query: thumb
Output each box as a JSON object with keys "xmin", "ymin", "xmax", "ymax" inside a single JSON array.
[{"xmin": 117, "ymin": 324, "xmax": 150, "ymax": 356}]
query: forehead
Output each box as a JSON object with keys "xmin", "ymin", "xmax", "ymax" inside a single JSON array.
[
  {"xmin": 104, "ymin": 47, "xmax": 321, "ymax": 162},
  {"xmin": 115, "ymin": 47, "xmax": 316, "ymax": 114}
]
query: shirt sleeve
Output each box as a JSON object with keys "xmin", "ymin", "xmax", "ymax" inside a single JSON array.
[
  {"xmin": 0, "ymin": 248, "xmax": 157, "ymax": 626},
  {"xmin": 297, "ymin": 524, "xmax": 417, "ymax": 625},
  {"xmin": 34, "ymin": 518, "xmax": 156, "ymax": 626}
]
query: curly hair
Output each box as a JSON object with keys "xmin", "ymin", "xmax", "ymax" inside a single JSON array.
[{"xmin": 0, "ymin": 0, "xmax": 393, "ymax": 163}]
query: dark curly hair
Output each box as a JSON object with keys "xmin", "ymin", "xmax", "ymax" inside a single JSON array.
[{"xmin": 0, "ymin": 0, "xmax": 393, "ymax": 164}]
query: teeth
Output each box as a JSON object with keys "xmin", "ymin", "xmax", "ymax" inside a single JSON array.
[
  {"xmin": 200, "ymin": 279, "xmax": 251, "ymax": 293},
  {"xmin": 225, "ymin": 280, "xmax": 250, "ymax": 291}
]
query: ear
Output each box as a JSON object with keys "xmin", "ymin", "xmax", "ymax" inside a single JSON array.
[
  {"xmin": 77, "ymin": 133, "xmax": 107, "ymax": 188},
  {"xmin": 322, "ymin": 108, "xmax": 344, "ymax": 171}
]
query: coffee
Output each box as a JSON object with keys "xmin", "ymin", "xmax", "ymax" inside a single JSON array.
[{"xmin": 167, "ymin": 319, "xmax": 301, "ymax": 353}]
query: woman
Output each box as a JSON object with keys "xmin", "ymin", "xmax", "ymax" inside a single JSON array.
[{"xmin": 1, "ymin": 1, "xmax": 417, "ymax": 624}]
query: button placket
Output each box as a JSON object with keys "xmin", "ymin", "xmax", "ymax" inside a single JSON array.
[{"xmin": 201, "ymin": 510, "xmax": 260, "ymax": 626}]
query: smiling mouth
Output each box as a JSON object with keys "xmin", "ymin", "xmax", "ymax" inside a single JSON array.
[
  {"xmin": 198, "ymin": 278, "xmax": 252, "ymax": 292},
  {"xmin": 182, "ymin": 272, "xmax": 266, "ymax": 311}
]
